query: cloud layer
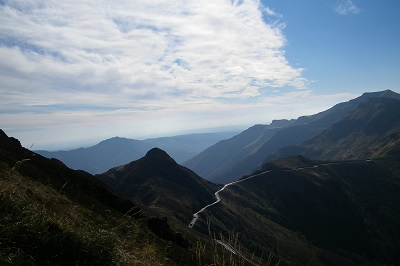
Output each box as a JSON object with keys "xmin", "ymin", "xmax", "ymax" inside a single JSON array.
[
  {"xmin": 1, "ymin": 0, "xmax": 305, "ymax": 104},
  {"xmin": 1, "ymin": 0, "xmax": 351, "ymax": 149}
]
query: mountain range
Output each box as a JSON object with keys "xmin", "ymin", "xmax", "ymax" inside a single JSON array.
[
  {"xmin": 2, "ymin": 89, "xmax": 400, "ymax": 265},
  {"xmin": 37, "ymin": 90, "xmax": 399, "ymax": 185},
  {"xmin": 96, "ymin": 91, "xmax": 400, "ymax": 264},
  {"xmin": 267, "ymin": 97, "xmax": 400, "ymax": 161},
  {"xmin": 184, "ymin": 90, "xmax": 400, "ymax": 183},
  {"xmin": 36, "ymin": 131, "xmax": 237, "ymax": 174}
]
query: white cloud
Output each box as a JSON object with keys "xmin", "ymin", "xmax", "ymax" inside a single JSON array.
[
  {"xmin": 0, "ymin": 0, "xmax": 305, "ymax": 101},
  {"xmin": 335, "ymin": 0, "xmax": 360, "ymax": 15},
  {"xmin": 0, "ymin": 0, "xmax": 315, "ymax": 148}
]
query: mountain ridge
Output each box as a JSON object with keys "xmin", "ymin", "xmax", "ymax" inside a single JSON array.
[
  {"xmin": 267, "ymin": 97, "xmax": 400, "ymax": 162},
  {"xmin": 97, "ymin": 147, "xmax": 219, "ymax": 223},
  {"xmin": 185, "ymin": 90, "xmax": 400, "ymax": 184},
  {"xmin": 97, "ymin": 147, "xmax": 400, "ymax": 264},
  {"xmin": 183, "ymin": 123, "xmax": 284, "ymax": 180},
  {"xmin": 96, "ymin": 99, "xmax": 400, "ymax": 263},
  {"xmin": 36, "ymin": 131, "xmax": 237, "ymax": 174},
  {"xmin": 0, "ymin": 129, "xmax": 200, "ymax": 265},
  {"xmin": 3, "ymin": 89, "xmax": 400, "ymax": 265}
]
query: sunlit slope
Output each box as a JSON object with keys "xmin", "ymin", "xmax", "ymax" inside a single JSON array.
[
  {"xmin": 185, "ymin": 90, "xmax": 400, "ymax": 184},
  {"xmin": 269, "ymin": 97, "xmax": 400, "ymax": 161}
]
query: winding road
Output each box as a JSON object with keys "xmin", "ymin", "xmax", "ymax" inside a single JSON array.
[
  {"xmin": 188, "ymin": 159, "xmax": 372, "ymax": 228},
  {"xmin": 188, "ymin": 159, "xmax": 372, "ymax": 265}
]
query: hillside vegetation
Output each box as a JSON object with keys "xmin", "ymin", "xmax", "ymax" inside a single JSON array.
[
  {"xmin": 1, "ymin": 129, "xmax": 262, "ymax": 265},
  {"xmin": 269, "ymin": 97, "xmax": 400, "ymax": 161},
  {"xmin": 0, "ymin": 130, "xmax": 198, "ymax": 265}
]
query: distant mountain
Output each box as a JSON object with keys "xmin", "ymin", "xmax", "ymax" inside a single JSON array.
[
  {"xmin": 36, "ymin": 137, "xmax": 151, "ymax": 174},
  {"xmin": 186, "ymin": 90, "xmax": 400, "ymax": 184},
  {"xmin": 183, "ymin": 121, "xmax": 293, "ymax": 180},
  {"xmin": 142, "ymin": 132, "xmax": 238, "ymax": 163},
  {"xmin": 36, "ymin": 131, "xmax": 237, "ymax": 174},
  {"xmin": 268, "ymin": 97, "xmax": 400, "ymax": 161},
  {"xmin": 97, "ymin": 148, "xmax": 219, "ymax": 223}
]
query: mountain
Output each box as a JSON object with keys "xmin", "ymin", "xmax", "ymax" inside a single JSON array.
[
  {"xmin": 95, "ymin": 134, "xmax": 400, "ymax": 264},
  {"xmin": 95, "ymin": 147, "xmax": 326, "ymax": 264},
  {"xmin": 185, "ymin": 90, "xmax": 400, "ymax": 184},
  {"xmin": 0, "ymin": 129, "xmax": 198, "ymax": 265},
  {"xmin": 36, "ymin": 137, "xmax": 151, "ymax": 174},
  {"xmin": 97, "ymin": 148, "xmax": 219, "ymax": 224},
  {"xmin": 214, "ymin": 155, "xmax": 400, "ymax": 265},
  {"xmin": 183, "ymin": 121, "xmax": 290, "ymax": 180},
  {"xmin": 36, "ymin": 131, "xmax": 237, "ymax": 174},
  {"xmin": 142, "ymin": 132, "xmax": 238, "ymax": 163},
  {"xmin": 269, "ymin": 97, "xmax": 400, "ymax": 161},
  {"xmin": 0, "ymin": 131, "xmax": 140, "ymax": 219},
  {"xmin": 4, "ymin": 90, "xmax": 400, "ymax": 265}
]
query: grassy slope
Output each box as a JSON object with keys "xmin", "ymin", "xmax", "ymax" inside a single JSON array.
[
  {"xmin": 0, "ymin": 131, "xmax": 199, "ymax": 265},
  {"xmin": 218, "ymin": 156, "xmax": 400, "ymax": 265},
  {"xmin": 1, "ymin": 163, "xmax": 197, "ymax": 265},
  {"xmin": 96, "ymin": 144, "xmax": 400, "ymax": 265},
  {"xmin": 1, "ymin": 131, "xmax": 262, "ymax": 266},
  {"xmin": 269, "ymin": 97, "xmax": 400, "ymax": 162}
]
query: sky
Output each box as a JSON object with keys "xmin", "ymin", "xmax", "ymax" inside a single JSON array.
[{"xmin": 1, "ymin": 0, "xmax": 399, "ymax": 150}]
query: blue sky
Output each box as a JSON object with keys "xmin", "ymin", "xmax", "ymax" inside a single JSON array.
[
  {"xmin": 264, "ymin": 0, "xmax": 400, "ymax": 93},
  {"xmin": 0, "ymin": 0, "xmax": 399, "ymax": 150}
]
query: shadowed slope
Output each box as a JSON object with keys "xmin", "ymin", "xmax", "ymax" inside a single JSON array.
[
  {"xmin": 0, "ymin": 131, "xmax": 140, "ymax": 216},
  {"xmin": 97, "ymin": 148, "xmax": 219, "ymax": 223},
  {"xmin": 203, "ymin": 156, "xmax": 400, "ymax": 264},
  {"xmin": 0, "ymin": 130, "xmax": 199, "ymax": 265}
]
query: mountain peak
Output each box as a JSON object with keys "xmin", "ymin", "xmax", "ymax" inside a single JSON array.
[
  {"xmin": 145, "ymin": 147, "xmax": 176, "ymax": 164},
  {"xmin": 99, "ymin": 136, "xmax": 131, "ymax": 144},
  {"xmin": 357, "ymin": 89, "xmax": 400, "ymax": 102},
  {"xmin": 0, "ymin": 129, "xmax": 21, "ymax": 147},
  {"xmin": 270, "ymin": 119, "xmax": 295, "ymax": 128},
  {"xmin": 0, "ymin": 129, "xmax": 8, "ymax": 139}
]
